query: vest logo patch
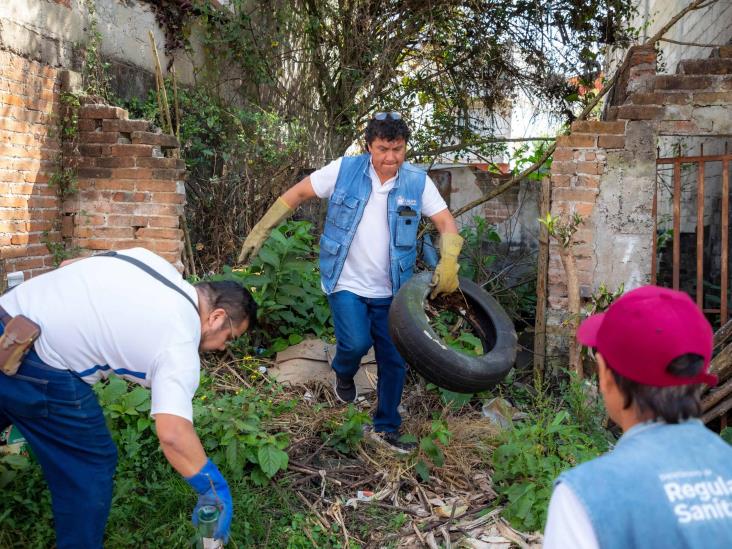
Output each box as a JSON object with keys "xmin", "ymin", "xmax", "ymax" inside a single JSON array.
[
  {"xmin": 396, "ymin": 197, "xmax": 417, "ymax": 207},
  {"xmin": 660, "ymin": 469, "xmax": 732, "ymax": 524}
]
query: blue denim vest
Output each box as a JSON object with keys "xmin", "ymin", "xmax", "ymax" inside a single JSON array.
[
  {"xmin": 319, "ymin": 154, "xmax": 426, "ymax": 295},
  {"xmin": 557, "ymin": 420, "xmax": 732, "ymax": 549}
]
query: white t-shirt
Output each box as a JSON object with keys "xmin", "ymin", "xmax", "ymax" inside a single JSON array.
[
  {"xmin": 543, "ymin": 482, "xmax": 599, "ymax": 549},
  {"xmin": 0, "ymin": 248, "xmax": 201, "ymax": 422},
  {"xmin": 310, "ymin": 157, "xmax": 447, "ymax": 298}
]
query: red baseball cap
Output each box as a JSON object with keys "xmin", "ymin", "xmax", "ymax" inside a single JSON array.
[{"xmin": 577, "ymin": 285, "xmax": 717, "ymax": 387}]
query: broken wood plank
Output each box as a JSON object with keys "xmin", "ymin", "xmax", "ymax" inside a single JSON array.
[
  {"xmin": 714, "ymin": 318, "xmax": 732, "ymax": 354},
  {"xmin": 709, "ymin": 340, "xmax": 732, "ymax": 386},
  {"xmin": 702, "ymin": 394, "xmax": 732, "ymax": 424},
  {"xmin": 702, "ymin": 377, "xmax": 732, "ymax": 413}
]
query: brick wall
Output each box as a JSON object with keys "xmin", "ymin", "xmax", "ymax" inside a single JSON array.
[
  {"xmin": 0, "ymin": 49, "xmax": 186, "ymax": 282},
  {"xmin": 63, "ymin": 100, "xmax": 185, "ymax": 267},
  {"xmin": 545, "ymin": 45, "xmax": 732, "ymax": 364},
  {"xmin": 475, "ymin": 171, "xmax": 520, "ymax": 224},
  {"xmin": 0, "ymin": 50, "xmax": 61, "ymax": 277}
]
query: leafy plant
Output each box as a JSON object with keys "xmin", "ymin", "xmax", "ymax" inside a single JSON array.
[
  {"xmin": 96, "ymin": 375, "xmax": 294, "ymax": 486},
  {"xmin": 0, "ymin": 453, "xmax": 30, "ymax": 490},
  {"xmin": 721, "ymin": 427, "xmax": 732, "ymax": 446},
  {"xmin": 322, "ymin": 404, "xmax": 372, "ymax": 454},
  {"xmin": 193, "ymin": 384, "xmax": 293, "ymax": 486},
  {"xmin": 409, "ymin": 418, "xmax": 452, "ymax": 482},
  {"xmin": 426, "ymin": 382, "xmax": 475, "ymax": 409},
  {"xmin": 656, "ymin": 214, "xmax": 674, "ymax": 253},
  {"xmin": 492, "ymin": 409, "xmax": 608, "ymax": 531},
  {"xmin": 429, "ymin": 309, "xmax": 484, "ymax": 357},
  {"xmin": 458, "ymin": 216, "xmax": 501, "ymax": 282},
  {"xmin": 510, "ymin": 140, "xmax": 553, "ymax": 182},
  {"xmin": 585, "ymin": 282, "xmax": 624, "ymax": 317},
  {"xmin": 539, "ymin": 211, "xmax": 583, "ymax": 249},
  {"xmin": 283, "ymin": 512, "xmax": 343, "ymax": 548},
  {"xmin": 223, "ymin": 220, "xmax": 332, "ymax": 354}
]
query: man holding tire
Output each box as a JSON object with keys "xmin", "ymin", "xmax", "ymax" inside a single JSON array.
[{"xmin": 239, "ymin": 113, "xmax": 462, "ymax": 453}]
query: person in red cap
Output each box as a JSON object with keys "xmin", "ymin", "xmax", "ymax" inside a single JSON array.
[{"xmin": 543, "ymin": 285, "xmax": 732, "ymax": 549}]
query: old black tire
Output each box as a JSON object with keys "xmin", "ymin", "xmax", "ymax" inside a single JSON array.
[{"xmin": 388, "ymin": 272, "xmax": 518, "ymax": 393}]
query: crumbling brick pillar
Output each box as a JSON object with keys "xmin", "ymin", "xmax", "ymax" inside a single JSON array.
[
  {"xmin": 545, "ymin": 120, "xmax": 629, "ymax": 366},
  {"xmin": 608, "ymin": 44, "xmax": 658, "ymax": 115},
  {"xmin": 62, "ymin": 100, "xmax": 186, "ymax": 268}
]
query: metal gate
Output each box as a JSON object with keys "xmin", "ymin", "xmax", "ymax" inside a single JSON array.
[{"xmin": 653, "ymin": 145, "xmax": 730, "ymax": 324}]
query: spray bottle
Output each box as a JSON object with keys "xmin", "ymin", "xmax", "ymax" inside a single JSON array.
[{"xmin": 196, "ymin": 505, "xmax": 223, "ymax": 549}]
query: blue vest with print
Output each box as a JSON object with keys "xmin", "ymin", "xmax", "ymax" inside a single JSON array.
[
  {"xmin": 557, "ymin": 420, "xmax": 732, "ymax": 549},
  {"xmin": 319, "ymin": 154, "xmax": 426, "ymax": 296}
]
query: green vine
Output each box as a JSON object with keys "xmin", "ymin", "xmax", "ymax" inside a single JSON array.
[
  {"xmin": 82, "ymin": 0, "xmax": 111, "ymax": 101},
  {"xmin": 40, "ymin": 232, "xmax": 79, "ymax": 267},
  {"xmin": 45, "ymin": 91, "xmax": 81, "ymax": 266},
  {"xmin": 50, "ymin": 91, "xmax": 80, "ymax": 200}
]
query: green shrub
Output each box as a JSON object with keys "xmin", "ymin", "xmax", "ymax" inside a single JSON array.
[
  {"xmin": 223, "ymin": 220, "xmax": 333, "ymax": 354},
  {"xmin": 458, "ymin": 216, "xmax": 500, "ymax": 283},
  {"xmin": 322, "ymin": 404, "xmax": 372, "ymax": 454},
  {"xmin": 492, "ymin": 408, "xmax": 609, "ymax": 531},
  {"xmin": 403, "ymin": 418, "xmax": 452, "ymax": 482}
]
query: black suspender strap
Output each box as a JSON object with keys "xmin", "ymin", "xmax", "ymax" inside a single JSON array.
[{"xmin": 97, "ymin": 251, "xmax": 199, "ymax": 313}]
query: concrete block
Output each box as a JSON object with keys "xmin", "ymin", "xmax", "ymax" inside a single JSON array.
[
  {"xmin": 59, "ymin": 69, "xmax": 82, "ymax": 94},
  {"xmin": 662, "ymin": 104, "xmax": 693, "ymax": 121}
]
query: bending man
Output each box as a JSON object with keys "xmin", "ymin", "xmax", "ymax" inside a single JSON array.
[{"xmin": 0, "ymin": 247, "xmax": 256, "ymax": 547}]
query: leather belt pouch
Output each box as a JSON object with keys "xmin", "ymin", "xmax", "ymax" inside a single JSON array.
[{"xmin": 0, "ymin": 315, "xmax": 41, "ymax": 376}]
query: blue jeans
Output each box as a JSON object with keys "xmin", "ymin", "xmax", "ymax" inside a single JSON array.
[
  {"xmin": 328, "ymin": 290, "xmax": 406, "ymax": 433},
  {"xmin": 0, "ymin": 328, "xmax": 117, "ymax": 548}
]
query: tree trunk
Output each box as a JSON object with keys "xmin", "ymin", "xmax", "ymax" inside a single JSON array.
[{"xmin": 558, "ymin": 246, "xmax": 582, "ymax": 378}]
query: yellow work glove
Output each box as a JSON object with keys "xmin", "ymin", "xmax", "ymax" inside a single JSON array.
[
  {"xmin": 430, "ymin": 233, "xmax": 464, "ymax": 299},
  {"xmin": 237, "ymin": 197, "xmax": 294, "ymax": 264}
]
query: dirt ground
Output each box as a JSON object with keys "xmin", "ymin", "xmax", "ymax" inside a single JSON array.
[{"xmin": 210, "ymin": 355, "xmax": 542, "ymax": 548}]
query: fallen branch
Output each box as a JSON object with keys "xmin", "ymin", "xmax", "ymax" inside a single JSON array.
[
  {"xmin": 709, "ymin": 342, "xmax": 732, "ymax": 386},
  {"xmin": 497, "ymin": 520, "xmax": 530, "ymax": 549},
  {"xmin": 714, "ymin": 318, "xmax": 732, "ymax": 354},
  {"xmin": 659, "ymin": 37, "xmax": 728, "ymax": 48},
  {"xmin": 288, "ymin": 462, "xmax": 343, "ymax": 485},
  {"xmin": 409, "ymin": 137, "xmax": 556, "ymax": 159},
  {"xmin": 362, "ymin": 499, "xmax": 424, "ymax": 517},
  {"xmin": 295, "ymin": 490, "xmax": 331, "ymax": 531},
  {"xmin": 420, "ymin": 505, "xmax": 493, "ymax": 534}
]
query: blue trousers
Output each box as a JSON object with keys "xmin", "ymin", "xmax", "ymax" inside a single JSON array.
[
  {"xmin": 0, "ymin": 338, "xmax": 117, "ymax": 548},
  {"xmin": 327, "ymin": 290, "xmax": 406, "ymax": 433}
]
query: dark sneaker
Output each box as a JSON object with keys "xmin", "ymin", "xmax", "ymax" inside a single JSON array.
[
  {"xmin": 368, "ymin": 430, "xmax": 417, "ymax": 455},
  {"xmin": 333, "ymin": 375, "xmax": 357, "ymax": 403}
]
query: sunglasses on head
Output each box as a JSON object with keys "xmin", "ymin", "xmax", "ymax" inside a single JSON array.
[{"xmin": 373, "ymin": 112, "xmax": 402, "ymax": 121}]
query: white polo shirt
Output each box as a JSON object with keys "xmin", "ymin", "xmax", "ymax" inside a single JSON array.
[
  {"xmin": 310, "ymin": 157, "xmax": 447, "ymax": 298},
  {"xmin": 0, "ymin": 248, "xmax": 201, "ymax": 422}
]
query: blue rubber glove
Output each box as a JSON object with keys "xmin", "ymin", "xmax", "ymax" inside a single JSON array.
[{"xmin": 185, "ymin": 458, "xmax": 232, "ymax": 543}]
